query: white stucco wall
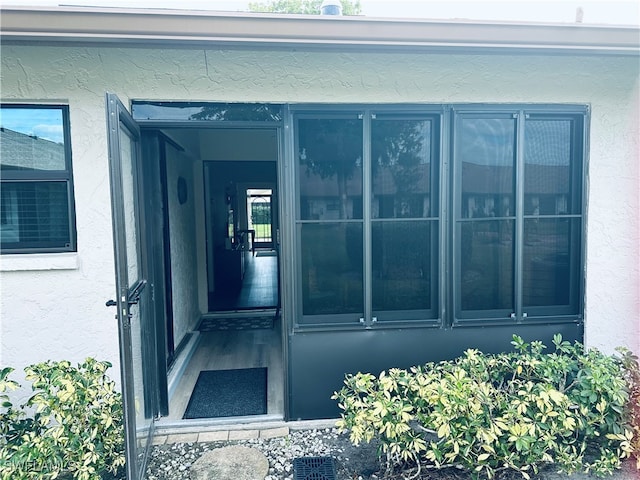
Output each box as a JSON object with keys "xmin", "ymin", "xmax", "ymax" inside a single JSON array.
[
  {"xmin": 1, "ymin": 45, "xmax": 638, "ymax": 387},
  {"xmin": 0, "ymin": 69, "xmax": 121, "ymax": 392},
  {"xmin": 165, "ymin": 144, "xmax": 200, "ymax": 347}
]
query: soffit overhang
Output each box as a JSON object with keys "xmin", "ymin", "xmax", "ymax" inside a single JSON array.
[{"xmin": 1, "ymin": 6, "xmax": 638, "ymax": 56}]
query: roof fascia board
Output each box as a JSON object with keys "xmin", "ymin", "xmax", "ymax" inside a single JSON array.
[{"xmin": 1, "ymin": 6, "xmax": 638, "ymax": 55}]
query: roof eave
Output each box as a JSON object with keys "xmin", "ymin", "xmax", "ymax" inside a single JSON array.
[{"xmin": 1, "ymin": 6, "xmax": 638, "ymax": 56}]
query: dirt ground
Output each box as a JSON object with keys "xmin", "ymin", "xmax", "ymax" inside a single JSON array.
[{"xmin": 330, "ymin": 433, "xmax": 638, "ymax": 480}]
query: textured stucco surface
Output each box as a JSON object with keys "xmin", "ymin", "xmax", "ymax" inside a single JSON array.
[
  {"xmin": 165, "ymin": 143, "xmax": 200, "ymax": 347},
  {"xmin": 0, "ymin": 45, "xmax": 638, "ymax": 391}
]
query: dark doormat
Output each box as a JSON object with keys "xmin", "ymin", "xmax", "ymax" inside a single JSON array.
[
  {"xmin": 183, "ymin": 368, "xmax": 267, "ymax": 419},
  {"xmin": 198, "ymin": 315, "xmax": 274, "ymax": 331}
]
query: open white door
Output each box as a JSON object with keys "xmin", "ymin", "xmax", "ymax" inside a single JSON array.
[{"xmin": 105, "ymin": 93, "xmax": 157, "ymax": 480}]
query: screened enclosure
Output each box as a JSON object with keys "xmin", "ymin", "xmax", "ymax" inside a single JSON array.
[{"xmin": 288, "ymin": 105, "xmax": 586, "ymax": 419}]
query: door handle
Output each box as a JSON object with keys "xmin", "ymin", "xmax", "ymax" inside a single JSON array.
[
  {"xmin": 106, "ymin": 278, "xmax": 146, "ymax": 308},
  {"xmin": 127, "ymin": 279, "xmax": 147, "ymax": 305}
]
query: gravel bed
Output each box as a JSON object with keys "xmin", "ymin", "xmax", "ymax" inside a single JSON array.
[
  {"xmin": 145, "ymin": 427, "xmax": 382, "ymax": 480},
  {"xmin": 143, "ymin": 428, "xmax": 638, "ymax": 480}
]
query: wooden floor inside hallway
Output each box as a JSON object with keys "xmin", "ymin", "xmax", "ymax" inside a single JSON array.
[
  {"xmin": 166, "ymin": 316, "xmax": 284, "ymax": 421},
  {"xmin": 208, "ymin": 251, "xmax": 278, "ymax": 311}
]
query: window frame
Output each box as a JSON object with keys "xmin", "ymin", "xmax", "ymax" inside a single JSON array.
[
  {"xmin": 294, "ymin": 111, "xmax": 365, "ymax": 326},
  {"xmin": 369, "ymin": 112, "xmax": 441, "ymax": 323},
  {"xmin": 292, "ymin": 105, "xmax": 444, "ymax": 329},
  {"xmin": 452, "ymin": 111, "xmax": 518, "ymax": 323},
  {"xmin": 290, "ymin": 104, "xmax": 587, "ymax": 332},
  {"xmin": 521, "ymin": 113, "xmax": 585, "ymax": 321},
  {"xmin": 450, "ymin": 105, "xmax": 588, "ymax": 327},
  {"xmin": 0, "ymin": 103, "xmax": 77, "ymax": 254}
]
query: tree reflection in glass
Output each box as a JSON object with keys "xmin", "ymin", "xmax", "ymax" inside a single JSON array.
[
  {"xmin": 371, "ymin": 119, "xmax": 436, "ymax": 316},
  {"xmin": 297, "ymin": 118, "xmax": 363, "ymax": 317},
  {"xmin": 298, "ymin": 118, "xmax": 363, "ymax": 220}
]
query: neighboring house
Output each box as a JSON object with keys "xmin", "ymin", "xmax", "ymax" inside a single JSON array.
[
  {"xmin": 1, "ymin": 6, "xmax": 638, "ymax": 479},
  {"xmin": 0, "ymin": 127, "xmax": 71, "ymax": 245}
]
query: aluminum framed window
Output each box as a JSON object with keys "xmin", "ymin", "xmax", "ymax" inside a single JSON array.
[
  {"xmin": 293, "ymin": 107, "xmax": 442, "ymax": 328},
  {"xmin": 370, "ymin": 113, "xmax": 440, "ymax": 323},
  {"xmin": 291, "ymin": 104, "xmax": 586, "ymax": 330},
  {"xmin": 452, "ymin": 107, "xmax": 586, "ymax": 325},
  {"xmin": 0, "ymin": 104, "xmax": 77, "ymax": 253},
  {"xmin": 295, "ymin": 112, "xmax": 365, "ymax": 326}
]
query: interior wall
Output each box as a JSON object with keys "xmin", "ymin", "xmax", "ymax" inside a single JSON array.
[
  {"xmin": 165, "ymin": 142, "xmax": 200, "ymax": 346},
  {"xmin": 200, "ymin": 129, "xmax": 277, "ymax": 161}
]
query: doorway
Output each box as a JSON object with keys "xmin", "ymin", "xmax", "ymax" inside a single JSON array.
[
  {"xmin": 110, "ymin": 101, "xmax": 287, "ymax": 478},
  {"xmin": 138, "ymin": 122, "xmax": 284, "ymax": 423},
  {"xmin": 205, "ymin": 164, "xmax": 279, "ymax": 313},
  {"xmin": 247, "ymin": 188, "xmax": 274, "ymax": 250}
]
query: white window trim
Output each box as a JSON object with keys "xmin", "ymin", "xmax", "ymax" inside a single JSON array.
[{"xmin": 0, "ymin": 252, "xmax": 79, "ymax": 271}]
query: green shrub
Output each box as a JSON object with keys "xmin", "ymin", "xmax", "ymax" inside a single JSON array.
[
  {"xmin": 333, "ymin": 335, "xmax": 635, "ymax": 479},
  {"xmin": 0, "ymin": 367, "xmax": 30, "ymax": 447},
  {"xmin": 617, "ymin": 347, "xmax": 640, "ymax": 468},
  {"xmin": 0, "ymin": 359, "xmax": 125, "ymax": 480}
]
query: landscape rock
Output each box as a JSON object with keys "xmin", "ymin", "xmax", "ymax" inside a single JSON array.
[{"xmin": 189, "ymin": 445, "xmax": 269, "ymax": 480}]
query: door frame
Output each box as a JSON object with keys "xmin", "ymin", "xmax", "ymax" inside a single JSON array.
[
  {"xmin": 106, "ymin": 93, "xmax": 162, "ymax": 479},
  {"xmin": 140, "ymin": 131, "xmax": 171, "ymax": 413},
  {"xmin": 131, "ymin": 104, "xmax": 290, "ymax": 420}
]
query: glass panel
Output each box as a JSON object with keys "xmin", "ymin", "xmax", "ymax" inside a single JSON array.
[
  {"xmin": 119, "ymin": 126, "xmax": 140, "ymax": 284},
  {"xmin": 127, "ymin": 301, "xmax": 149, "ymax": 461},
  {"xmin": 298, "ymin": 118, "xmax": 363, "ymax": 220},
  {"xmin": 301, "ymin": 222, "xmax": 363, "ymax": 316},
  {"xmin": 372, "ymin": 119, "xmax": 432, "ymax": 219},
  {"xmin": 459, "ymin": 118, "xmax": 515, "ymax": 219},
  {"xmin": 460, "ymin": 220, "xmax": 514, "ymax": 312},
  {"xmin": 131, "ymin": 102, "xmax": 282, "ymax": 122},
  {"xmin": 1, "ymin": 106, "xmax": 67, "ymax": 171},
  {"xmin": 0, "ymin": 181, "xmax": 70, "ymax": 249},
  {"xmin": 249, "ymin": 193, "xmax": 272, "ymax": 242},
  {"xmin": 523, "ymin": 218, "xmax": 579, "ymax": 310},
  {"xmin": 372, "ymin": 221, "xmax": 433, "ymax": 312},
  {"xmin": 524, "ymin": 120, "xmax": 578, "ymax": 215}
]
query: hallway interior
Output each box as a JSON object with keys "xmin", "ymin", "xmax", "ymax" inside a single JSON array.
[
  {"xmin": 166, "ymin": 315, "xmax": 283, "ymax": 421},
  {"xmin": 163, "ymin": 249, "xmax": 283, "ymax": 422},
  {"xmin": 208, "ymin": 251, "xmax": 278, "ymax": 312}
]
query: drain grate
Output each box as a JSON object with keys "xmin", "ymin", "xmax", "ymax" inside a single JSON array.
[{"xmin": 293, "ymin": 456, "xmax": 336, "ymax": 480}]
